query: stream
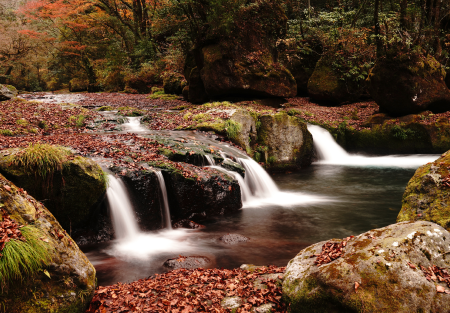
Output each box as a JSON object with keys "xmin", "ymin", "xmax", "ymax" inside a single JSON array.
[{"xmin": 82, "ymin": 118, "xmax": 440, "ymax": 286}]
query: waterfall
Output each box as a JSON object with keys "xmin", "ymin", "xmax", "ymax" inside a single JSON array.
[
  {"xmin": 236, "ymin": 158, "xmax": 279, "ymax": 198},
  {"xmin": 106, "ymin": 175, "xmax": 140, "ymax": 239},
  {"xmin": 204, "ymin": 155, "xmax": 215, "ymax": 166},
  {"xmin": 123, "ymin": 116, "xmax": 145, "ymax": 132},
  {"xmin": 154, "ymin": 171, "xmax": 172, "ymax": 229},
  {"xmin": 307, "ymin": 124, "xmax": 439, "ymax": 168}
]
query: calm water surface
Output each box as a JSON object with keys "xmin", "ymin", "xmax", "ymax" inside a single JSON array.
[{"xmin": 83, "ymin": 164, "xmax": 416, "ymax": 286}]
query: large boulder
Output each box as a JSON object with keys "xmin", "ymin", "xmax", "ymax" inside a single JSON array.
[
  {"xmin": 0, "ymin": 84, "xmax": 18, "ymax": 101},
  {"xmin": 257, "ymin": 112, "xmax": 313, "ymax": 169},
  {"xmin": 187, "ymin": 67, "xmax": 209, "ymax": 104},
  {"xmin": 308, "ymin": 57, "xmax": 363, "ymax": 105},
  {"xmin": 367, "ymin": 53, "xmax": 450, "ymax": 116},
  {"xmin": 0, "ymin": 145, "xmax": 107, "ymax": 231},
  {"xmin": 200, "ymin": 43, "xmax": 297, "ymax": 99},
  {"xmin": 0, "ymin": 173, "xmax": 96, "ymax": 312},
  {"xmin": 229, "ymin": 109, "xmax": 258, "ymax": 153},
  {"xmin": 283, "ymin": 221, "xmax": 450, "ymax": 312},
  {"xmin": 397, "ymin": 151, "xmax": 450, "ymax": 229}
]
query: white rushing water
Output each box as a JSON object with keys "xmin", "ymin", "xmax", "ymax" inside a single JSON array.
[
  {"xmin": 154, "ymin": 171, "xmax": 172, "ymax": 229},
  {"xmin": 204, "ymin": 155, "xmax": 216, "ymax": 166},
  {"xmin": 106, "ymin": 175, "xmax": 140, "ymax": 239},
  {"xmin": 307, "ymin": 124, "xmax": 440, "ymax": 168},
  {"xmin": 123, "ymin": 116, "xmax": 145, "ymax": 132}
]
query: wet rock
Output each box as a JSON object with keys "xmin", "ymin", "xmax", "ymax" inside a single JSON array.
[
  {"xmin": 367, "ymin": 53, "xmax": 450, "ymax": 116},
  {"xmin": 257, "ymin": 112, "xmax": 314, "ymax": 170},
  {"xmin": 240, "ymin": 264, "xmax": 265, "ymax": 272},
  {"xmin": 221, "ymin": 158, "xmax": 245, "ymax": 178},
  {"xmin": 0, "ymin": 174, "xmax": 96, "ymax": 312},
  {"xmin": 163, "ymin": 256, "xmax": 211, "ymax": 270},
  {"xmin": 0, "ymin": 147, "xmax": 107, "ymax": 231},
  {"xmin": 398, "ymin": 152, "xmax": 450, "ymax": 230},
  {"xmin": 0, "ymin": 84, "xmax": 18, "ymax": 101},
  {"xmin": 251, "ymin": 303, "xmax": 275, "ymax": 313},
  {"xmin": 220, "ymin": 296, "xmax": 243, "ymax": 310},
  {"xmin": 308, "ymin": 57, "xmax": 363, "ymax": 105},
  {"xmin": 219, "ymin": 233, "xmax": 249, "ymax": 244},
  {"xmin": 253, "ymin": 273, "xmax": 283, "ymax": 290},
  {"xmin": 172, "ymin": 219, "xmax": 205, "ymax": 229},
  {"xmin": 283, "ymin": 221, "xmax": 450, "ymax": 312}
]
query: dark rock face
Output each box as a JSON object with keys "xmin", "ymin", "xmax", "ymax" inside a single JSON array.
[
  {"xmin": 446, "ymin": 71, "xmax": 450, "ymax": 90},
  {"xmin": 283, "ymin": 221, "xmax": 450, "ymax": 313},
  {"xmin": 367, "ymin": 53, "xmax": 450, "ymax": 116},
  {"xmin": 0, "ymin": 84, "xmax": 18, "ymax": 101},
  {"xmin": 397, "ymin": 151, "xmax": 450, "ymax": 230},
  {"xmin": 200, "ymin": 44, "xmax": 297, "ymax": 99},
  {"xmin": 163, "ymin": 256, "xmax": 211, "ymax": 270},
  {"xmin": 173, "ymin": 219, "xmax": 205, "ymax": 229},
  {"xmin": 0, "ymin": 174, "xmax": 96, "ymax": 312},
  {"xmin": 219, "ymin": 233, "xmax": 249, "ymax": 244},
  {"xmin": 308, "ymin": 57, "xmax": 363, "ymax": 105},
  {"xmin": 187, "ymin": 67, "xmax": 209, "ymax": 104}
]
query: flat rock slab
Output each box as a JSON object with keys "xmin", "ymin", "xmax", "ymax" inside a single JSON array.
[
  {"xmin": 283, "ymin": 221, "xmax": 450, "ymax": 313},
  {"xmin": 219, "ymin": 233, "xmax": 250, "ymax": 244},
  {"xmin": 163, "ymin": 256, "xmax": 211, "ymax": 270}
]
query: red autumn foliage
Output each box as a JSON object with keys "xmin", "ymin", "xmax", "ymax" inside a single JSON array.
[
  {"xmin": 86, "ymin": 266, "xmax": 286, "ymax": 313},
  {"xmin": 0, "ymin": 208, "xmax": 26, "ymax": 255},
  {"xmin": 312, "ymin": 236, "xmax": 354, "ymax": 266}
]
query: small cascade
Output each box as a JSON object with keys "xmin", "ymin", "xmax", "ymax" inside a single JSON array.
[
  {"xmin": 204, "ymin": 155, "xmax": 215, "ymax": 166},
  {"xmin": 307, "ymin": 124, "xmax": 439, "ymax": 167},
  {"xmin": 210, "ymin": 166, "xmax": 253, "ymax": 203},
  {"xmin": 123, "ymin": 116, "xmax": 145, "ymax": 132},
  {"xmin": 154, "ymin": 171, "xmax": 172, "ymax": 229},
  {"xmin": 106, "ymin": 175, "xmax": 140, "ymax": 239},
  {"xmin": 236, "ymin": 158, "xmax": 279, "ymax": 198}
]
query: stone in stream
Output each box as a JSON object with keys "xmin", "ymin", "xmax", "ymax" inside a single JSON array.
[
  {"xmin": 0, "ymin": 173, "xmax": 96, "ymax": 312},
  {"xmin": 172, "ymin": 219, "xmax": 205, "ymax": 229},
  {"xmin": 219, "ymin": 233, "xmax": 249, "ymax": 244},
  {"xmin": 397, "ymin": 151, "xmax": 450, "ymax": 230},
  {"xmin": 0, "ymin": 84, "xmax": 18, "ymax": 101},
  {"xmin": 163, "ymin": 256, "xmax": 211, "ymax": 270},
  {"xmin": 283, "ymin": 221, "xmax": 450, "ymax": 312}
]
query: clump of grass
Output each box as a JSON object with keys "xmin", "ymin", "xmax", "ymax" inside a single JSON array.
[
  {"xmin": 193, "ymin": 113, "xmax": 209, "ymax": 122},
  {"xmin": 11, "ymin": 144, "xmax": 71, "ymax": 179},
  {"xmin": 148, "ymin": 93, "xmax": 178, "ymax": 100},
  {"xmin": 15, "ymin": 119, "xmax": 28, "ymax": 126},
  {"xmin": 183, "ymin": 112, "xmax": 192, "ymax": 120},
  {"xmin": 68, "ymin": 114, "xmax": 86, "ymax": 127},
  {"xmin": 0, "ymin": 225, "xmax": 53, "ymax": 288},
  {"xmin": 224, "ymin": 120, "xmax": 242, "ymax": 140}
]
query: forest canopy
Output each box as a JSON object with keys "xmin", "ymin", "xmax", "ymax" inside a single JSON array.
[{"xmin": 0, "ymin": 0, "xmax": 448, "ymax": 93}]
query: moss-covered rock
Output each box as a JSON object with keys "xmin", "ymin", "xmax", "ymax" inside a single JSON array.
[
  {"xmin": 0, "ymin": 148, "xmax": 107, "ymax": 231},
  {"xmin": 200, "ymin": 43, "xmax": 297, "ymax": 99},
  {"xmin": 397, "ymin": 151, "xmax": 450, "ymax": 229},
  {"xmin": 0, "ymin": 84, "xmax": 18, "ymax": 101},
  {"xmin": 0, "ymin": 174, "xmax": 96, "ymax": 312},
  {"xmin": 308, "ymin": 57, "xmax": 363, "ymax": 105},
  {"xmin": 367, "ymin": 53, "xmax": 450, "ymax": 116},
  {"xmin": 163, "ymin": 73, "xmax": 187, "ymax": 95},
  {"xmin": 283, "ymin": 221, "xmax": 450, "ymax": 312},
  {"xmin": 257, "ymin": 112, "xmax": 313, "ymax": 170},
  {"xmin": 229, "ymin": 109, "xmax": 258, "ymax": 153}
]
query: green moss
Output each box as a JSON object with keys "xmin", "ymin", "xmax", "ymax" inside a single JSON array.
[
  {"xmin": 16, "ymin": 119, "xmax": 28, "ymax": 126},
  {"xmin": 97, "ymin": 106, "xmax": 113, "ymax": 111},
  {"xmin": 0, "ymin": 130, "xmax": 14, "ymax": 136},
  {"xmin": 224, "ymin": 120, "xmax": 242, "ymax": 140}
]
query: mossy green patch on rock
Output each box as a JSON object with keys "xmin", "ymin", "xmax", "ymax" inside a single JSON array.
[
  {"xmin": 0, "ymin": 147, "xmax": 107, "ymax": 231},
  {"xmin": 0, "ymin": 84, "xmax": 18, "ymax": 101},
  {"xmin": 0, "ymin": 174, "xmax": 96, "ymax": 312},
  {"xmin": 397, "ymin": 151, "xmax": 450, "ymax": 230},
  {"xmin": 283, "ymin": 222, "xmax": 450, "ymax": 312}
]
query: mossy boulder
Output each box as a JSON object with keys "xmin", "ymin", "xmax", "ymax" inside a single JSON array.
[
  {"xmin": 0, "ymin": 84, "xmax": 18, "ymax": 101},
  {"xmin": 200, "ymin": 43, "xmax": 297, "ymax": 99},
  {"xmin": 229, "ymin": 109, "xmax": 258, "ymax": 153},
  {"xmin": 367, "ymin": 53, "xmax": 450, "ymax": 116},
  {"xmin": 163, "ymin": 73, "xmax": 187, "ymax": 95},
  {"xmin": 0, "ymin": 174, "xmax": 96, "ymax": 312},
  {"xmin": 257, "ymin": 112, "xmax": 313, "ymax": 170},
  {"xmin": 308, "ymin": 57, "xmax": 363, "ymax": 105},
  {"xmin": 0, "ymin": 148, "xmax": 107, "ymax": 231},
  {"xmin": 283, "ymin": 221, "xmax": 450, "ymax": 313},
  {"xmin": 397, "ymin": 151, "xmax": 450, "ymax": 229}
]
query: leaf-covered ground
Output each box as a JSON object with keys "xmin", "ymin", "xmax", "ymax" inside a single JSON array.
[{"xmin": 86, "ymin": 265, "xmax": 286, "ymax": 313}]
